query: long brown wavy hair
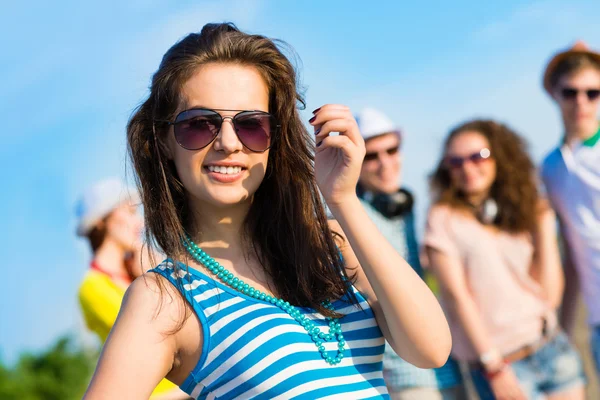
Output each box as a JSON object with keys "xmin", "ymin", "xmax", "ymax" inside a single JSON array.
[
  {"xmin": 430, "ymin": 120, "xmax": 539, "ymax": 234},
  {"xmin": 127, "ymin": 22, "xmax": 354, "ymax": 317}
]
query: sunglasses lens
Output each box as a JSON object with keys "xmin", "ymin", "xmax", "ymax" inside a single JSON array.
[
  {"xmin": 469, "ymin": 153, "xmax": 485, "ymax": 163},
  {"xmin": 561, "ymin": 88, "xmax": 578, "ymax": 99},
  {"xmin": 588, "ymin": 90, "xmax": 600, "ymax": 101},
  {"xmin": 174, "ymin": 109, "xmax": 221, "ymax": 150},
  {"xmin": 386, "ymin": 146, "xmax": 400, "ymax": 156},
  {"xmin": 364, "ymin": 153, "xmax": 378, "ymax": 162},
  {"xmin": 446, "ymin": 157, "xmax": 463, "ymax": 169},
  {"xmin": 234, "ymin": 112, "xmax": 274, "ymax": 152}
]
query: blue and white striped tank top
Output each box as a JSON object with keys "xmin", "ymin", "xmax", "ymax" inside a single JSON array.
[{"xmin": 151, "ymin": 259, "xmax": 389, "ymax": 399}]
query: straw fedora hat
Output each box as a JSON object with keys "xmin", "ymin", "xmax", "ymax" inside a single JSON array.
[{"xmin": 543, "ymin": 40, "xmax": 600, "ymax": 95}]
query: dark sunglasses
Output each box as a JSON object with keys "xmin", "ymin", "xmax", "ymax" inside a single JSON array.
[
  {"xmin": 444, "ymin": 148, "xmax": 491, "ymax": 169},
  {"xmin": 161, "ymin": 108, "xmax": 280, "ymax": 152},
  {"xmin": 560, "ymin": 87, "xmax": 600, "ymax": 101},
  {"xmin": 364, "ymin": 146, "xmax": 400, "ymax": 162}
]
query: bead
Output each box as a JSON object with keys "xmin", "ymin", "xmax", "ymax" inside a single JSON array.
[{"xmin": 181, "ymin": 237, "xmax": 345, "ymax": 366}]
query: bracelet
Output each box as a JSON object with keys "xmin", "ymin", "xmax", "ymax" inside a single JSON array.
[
  {"xmin": 479, "ymin": 348, "xmax": 502, "ymax": 366},
  {"xmin": 483, "ymin": 361, "xmax": 507, "ymax": 380}
]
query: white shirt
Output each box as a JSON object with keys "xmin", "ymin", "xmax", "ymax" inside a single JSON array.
[{"xmin": 541, "ymin": 131, "xmax": 600, "ymax": 326}]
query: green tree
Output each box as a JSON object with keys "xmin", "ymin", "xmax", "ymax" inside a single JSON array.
[{"xmin": 0, "ymin": 336, "xmax": 98, "ymax": 400}]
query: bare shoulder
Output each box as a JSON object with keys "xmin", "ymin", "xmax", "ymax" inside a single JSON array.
[
  {"xmin": 121, "ymin": 272, "xmax": 189, "ymax": 332},
  {"xmin": 428, "ymin": 203, "xmax": 453, "ymax": 216},
  {"xmin": 536, "ymin": 198, "xmax": 554, "ymax": 215}
]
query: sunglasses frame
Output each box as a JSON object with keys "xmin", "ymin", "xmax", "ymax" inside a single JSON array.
[
  {"xmin": 363, "ymin": 145, "xmax": 401, "ymax": 162},
  {"xmin": 560, "ymin": 87, "xmax": 600, "ymax": 102},
  {"xmin": 160, "ymin": 107, "xmax": 280, "ymax": 153},
  {"xmin": 444, "ymin": 148, "xmax": 491, "ymax": 170}
]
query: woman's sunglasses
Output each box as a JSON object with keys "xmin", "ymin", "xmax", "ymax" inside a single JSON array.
[
  {"xmin": 560, "ymin": 87, "xmax": 600, "ymax": 102},
  {"xmin": 161, "ymin": 108, "xmax": 280, "ymax": 152},
  {"xmin": 444, "ymin": 148, "xmax": 491, "ymax": 169}
]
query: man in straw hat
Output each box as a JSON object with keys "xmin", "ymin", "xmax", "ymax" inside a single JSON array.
[{"xmin": 540, "ymin": 41, "xmax": 600, "ymax": 378}]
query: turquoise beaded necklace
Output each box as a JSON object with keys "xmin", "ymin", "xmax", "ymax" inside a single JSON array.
[{"xmin": 182, "ymin": 234, "xmax": 346, "ymax": 365}]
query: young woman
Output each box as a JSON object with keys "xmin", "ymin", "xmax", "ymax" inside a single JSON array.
[
  {"xmin": 424, "ymin": 120, "xmax": 585, "ymax": 400},
  {"xmin": 83, "ymin": 23, "xmax": 451, "ymax": 399},
  {"xmin": 77, "ymin": 178, "xmax": 188, "ymax": 399}
]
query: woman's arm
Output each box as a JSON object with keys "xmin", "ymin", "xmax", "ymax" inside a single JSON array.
[
  {"xmin": 425, "ymin": 246, "xmax": 496, "ymax": 361},
  {"xmin": 84, "ymin": 274, "xmax": 193, "ymax": 400},
  {"xmin": 529, "ymin": 204, "xmax": 564, "ymax": 309},
  {"xmin": 328, "ymin": 212, "xmax": 451, "ymax": 369},
  {"xmin": 311, "ymin": 104, "xmax": 450, "ymax": 368}
]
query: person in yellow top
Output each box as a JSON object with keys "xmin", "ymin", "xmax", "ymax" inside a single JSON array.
[{"xmin": 76, "ymin": 178, "xmax": 190, "ymax": 399}]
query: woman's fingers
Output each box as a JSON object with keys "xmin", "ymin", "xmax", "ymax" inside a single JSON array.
[
  {"xmin": 315, "ymin": 133, "xmax": 356, "ymax": 154},
  {"xmin": 311, "ymin": 111, "xmax": 364, "ymax": 149}
]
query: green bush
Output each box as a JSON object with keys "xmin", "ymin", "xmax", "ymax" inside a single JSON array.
[{"xmin": 0, "ymin": 336, "xmax": 98, "ymax": 400}]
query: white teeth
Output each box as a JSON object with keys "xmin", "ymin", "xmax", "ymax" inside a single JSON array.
[{"xmin": 207, "ymin": 166, "xmax": 242, "ymax": 175}]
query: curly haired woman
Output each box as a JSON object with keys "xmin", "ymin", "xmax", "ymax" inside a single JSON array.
[{"xmin": 424, "ymin": 120, "xmax": 585, "ymax": 400}]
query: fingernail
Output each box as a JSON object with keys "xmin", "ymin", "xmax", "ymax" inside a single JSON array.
[
  {"xmin": 312, "ymin": 107, "xmax": 321, "ymax": 114},
  {"xmin": 314, "ymin": 128, "xmax": 321, "ymax": 136},
  {"xmin": 317, "ymin": 141, "xmax": 322, "ymax": 147},
  {"xmin": 309, "ymin": 116, "xmax": 316, "ymax": 123}
]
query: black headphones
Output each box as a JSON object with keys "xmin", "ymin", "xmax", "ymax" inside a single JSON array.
[
  {"xmin": 357, "ymin": 184, "xmax": 414, "ymax": 219},
  {"xmin": 469, "ymin": 197, "xmax": 499, "ymax": 225}
]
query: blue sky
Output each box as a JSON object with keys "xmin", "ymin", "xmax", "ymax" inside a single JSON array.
[{"xmin": 1, "ymin": 0, "xmax": 599, "ymax": 363}]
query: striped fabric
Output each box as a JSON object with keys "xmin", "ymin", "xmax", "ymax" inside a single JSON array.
[{"xmin": 151, "ymin": 260, "xmax": 390, "ymax": 399}]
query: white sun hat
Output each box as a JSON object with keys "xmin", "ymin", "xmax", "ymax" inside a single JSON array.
[
  {"xmin": 75, "ymin": 178, "xmax": 140, "ymax": 236},
  {"xmin": 355, "ymin": 107, "xmax": 401, "ymax": 141}
]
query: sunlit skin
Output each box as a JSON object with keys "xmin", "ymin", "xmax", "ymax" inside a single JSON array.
[
  {"xmin": 359, "ymin": 132, "xmax": 402, "ymax": 194},
  {"xmin": 104, "ymin": 201, "xmax": 143, "ymax": 250},
  {"xmin": 552, "ymin": 67, "xmax": 600, "ymax": 143},
  {"xmin": 166, "ymin": 63, "xmax": 270, "ymax": 216},
  {"xmin": 446, "ymin": 131, "xmax": 496, "ymax": 206},
  {"xmin": 91, "ymin": 200, "xmax": 144, "ymax": 288},
  {"xmin": 83, "ymin": 62, "xmax": 452, "ymax": 400}
]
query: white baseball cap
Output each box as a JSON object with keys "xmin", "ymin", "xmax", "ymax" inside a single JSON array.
[
  {"xmin": 75, "ymin": 178, "xmax": 140, "ymax": 237},
  {"xmin": 355, "ymin": 107, "xmax": 401, "ymax": 141}
]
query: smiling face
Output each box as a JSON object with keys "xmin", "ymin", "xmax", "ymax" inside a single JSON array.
[
  {"xmin": 166, "ymin": 63, "xmax": 271, "ymax": 211},
  {"xmin": 445, "ymin": 131, "xmax": 497, "ymax": 200},
  {"xmin": 104, "ymin": 200, "xmax": 143, "ymax": 251},
  {"xmin": 359, "ymin": 132, "xmax": 402, "ymax": 194}
]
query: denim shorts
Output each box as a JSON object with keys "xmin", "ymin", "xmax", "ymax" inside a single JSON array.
[
  {"xmin": 470, "ymin": 332, "xmax": 585, "ymax": 400},
  {"xmin": 592, "ymin": 325, "xmax": 600, "ymax": 376}
]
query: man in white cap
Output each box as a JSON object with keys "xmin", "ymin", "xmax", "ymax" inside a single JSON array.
[
  {"xmin": 540, "ymin": 41, "xmax": 600, "ymax": 378},
  {"xmin": 76, "ymin": 178, "xmax": 190, "ymax": 399},
  {"xmin": 355, "ymin": 108, "xmax": 466, "ymax": 399}
]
